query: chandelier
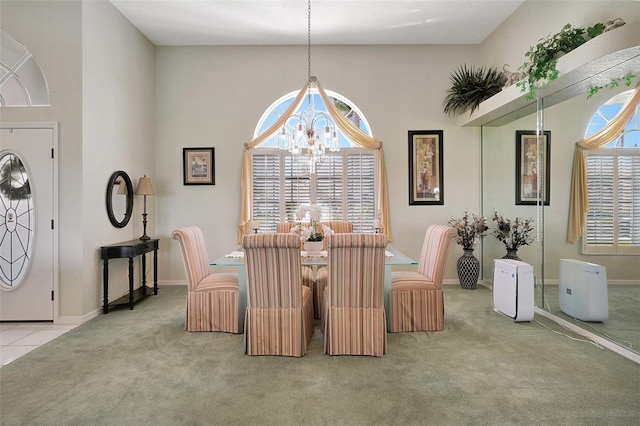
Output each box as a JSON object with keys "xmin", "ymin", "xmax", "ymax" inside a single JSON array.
[{"xmin": 278, "ymin": 0, "xmax": 339, "ymax": 174}]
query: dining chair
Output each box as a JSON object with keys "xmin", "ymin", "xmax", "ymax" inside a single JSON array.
[
  {"xmin": 171, "ymin": 226, "xmax": 239, "ymax": 333},
  {"xmin": 313, "ymin": 221, "xmax": 353, "ymax": 319},
  {"xmin": 323, "ymin": 233, "xmax": 387, "ymax": 356},
  {"xmin": 390, "ymin": 224, "xmax": 456, "ymax": 332},
  {"xmin": 276, "ymin": 221, "xmax": 315, "ymax": 297},
  {"xmin": 242, "ymin": 233, "xmax": 314, "ymax": 357}
]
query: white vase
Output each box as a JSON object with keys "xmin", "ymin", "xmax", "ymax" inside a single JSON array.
[{"xmin": 304, "ymin": 240, "xmax": 323, "ymax": 255}]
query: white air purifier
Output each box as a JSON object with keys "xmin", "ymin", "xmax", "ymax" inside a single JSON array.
[
  {"xmin": 492, "ymin": 259, "xmax": 534, "ymax": 322},
  {"xmin": 559, "ymin": 259, "xmax": 608, "ymax": 322}
]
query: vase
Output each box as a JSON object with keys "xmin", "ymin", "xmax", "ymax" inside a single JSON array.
[
  {"xmin": 304, "ymin": 240, "xmax": 323, "ymax": 255},
  {"xmin": 457, "ymin": 249, "xmax": 479, "ymax": 290},
  {"xmin": 502, "ymin": 248, "xmax": 521, "ymax": 261}
]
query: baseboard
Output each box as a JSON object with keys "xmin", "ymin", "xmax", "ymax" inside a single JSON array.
[{"xmin": 159, "ymin": 280, "xmax": 187, "ymax": 286}]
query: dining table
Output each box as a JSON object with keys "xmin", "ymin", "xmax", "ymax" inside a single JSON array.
[{"xmin": 210, "ymin": 245, "xmax": 417, "ymax": 333}]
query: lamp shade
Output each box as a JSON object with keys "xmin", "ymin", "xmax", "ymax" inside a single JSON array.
[{"xmin": 136, "ymin": 175, "xmax": 155, "ymax": 196}]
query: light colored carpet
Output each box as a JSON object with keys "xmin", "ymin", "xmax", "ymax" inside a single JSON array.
[{"xmin": 0, "ymin": 285, "xmax": 638, "ymax": 425}]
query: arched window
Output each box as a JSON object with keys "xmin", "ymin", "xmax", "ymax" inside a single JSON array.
[
  {"xmin": 0, "ymin": 31, "xmax": 50, "ymax": 107},
  {"xmin": 251, "ymin": 88, "xmax": 377, "ymax": 234},
  {"xmin": 583, "ymin": 89, "xmax": 640, "ymax": 254}
]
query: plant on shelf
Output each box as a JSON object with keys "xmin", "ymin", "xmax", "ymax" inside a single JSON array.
[
  {"xmin": 517, "ymin": 22, "xmax": 606, "ymax": 99},
  {"xmin": 448, "ymin": 210, "xmax": 488, "ymax": 250},
  {"xmin": 491, "ymin": 212, "xmax": 535, "ymax": 258},
  {"xmin": 443, "ymin": 64, "xmax": 507, "ymax": 116},
  {"xmin": 587, "ymin": 73, "xmax": 637, "ymax": 98}
]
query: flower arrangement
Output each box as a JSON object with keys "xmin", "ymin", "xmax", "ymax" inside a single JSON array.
[
  {"xmin": 448, "ymin": 210, "xmax": 488, "ymax": 250},
  {"xmin": 491, "ymin": 212, "xmax": 535, "ymax": 250},
  {"xmin": 291, "ymin": 204, "xmax": 333, "ymax": 242}
]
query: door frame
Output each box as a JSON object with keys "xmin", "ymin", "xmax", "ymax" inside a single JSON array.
[{"xmin": 0, "ymin": 122, "xmax": 59, "ymax": 323}]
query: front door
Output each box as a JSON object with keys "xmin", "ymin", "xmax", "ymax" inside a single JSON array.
[{"xmin": 0, "ymin": 124, "xmax": 57, "ymax": 321}]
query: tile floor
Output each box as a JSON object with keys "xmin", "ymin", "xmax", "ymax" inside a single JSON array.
[{"xmin": 0, "ymin": 322, "xmax": 77, "ymax": 367}]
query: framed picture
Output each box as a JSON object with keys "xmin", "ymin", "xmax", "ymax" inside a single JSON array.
[
  {"xmin": 408, "ymin": 130, "xmax": 444, "ymax": 205},
  {"xmin": 183, "ymin": 147, "xmax": 215, "ymax": 185},
  {"xmin": 515, "ymin": 130, "xmax": 550, "ymax": 205}
]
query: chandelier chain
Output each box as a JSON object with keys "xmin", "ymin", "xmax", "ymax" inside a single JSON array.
[
  {"xmin": 277, "ymin": 0, "xmax": 339, "ymax": 174},
  {"xmin": 307, "ymin": 0, "xmax": 311, "ymax": 84}
]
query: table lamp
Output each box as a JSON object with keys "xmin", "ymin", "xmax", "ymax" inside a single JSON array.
[{"xmin": 136, "ymin": 175, "xmax": 155, "ymax": 240}]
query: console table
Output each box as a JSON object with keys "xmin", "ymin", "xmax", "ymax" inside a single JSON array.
[{"xmin": 100, "ymin": 239, "xmax": 159, "ymax": 313}]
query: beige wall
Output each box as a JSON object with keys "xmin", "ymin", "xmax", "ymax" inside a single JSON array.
[
  {"xmin": 0, "ymin": 0, "xmax": 155, "ymax": 321},
  {"xmin": 1, "ymin": 0, "xmax": 637, "ymax": 320},
  {"xmin": 82, "ymin": 1, "xmax": 156, "ymax": 313},
  {"xmin": 0, "ymin": 0, "xmax": 84, "ymax": 319}
]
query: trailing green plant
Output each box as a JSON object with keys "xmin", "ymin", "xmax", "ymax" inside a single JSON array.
[
  {"xmin": 443, "ymin": 64, "xmax": 507, "ymax": 116},
  {"xmin": 587, "ymin": 73, "xmax": 637, "ymax": 99},
  {"xmin": 517, "ymin": 22, "xmax": 606, "ymax": 99}
]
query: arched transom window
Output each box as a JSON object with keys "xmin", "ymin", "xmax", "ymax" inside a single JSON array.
[
  {"xmin": 251, "ymin": 89, "xmax": 377, "ymax": 234},
  {"xmin": 583, "ymin": 89, "xmax": 640, "ymax": 254}
]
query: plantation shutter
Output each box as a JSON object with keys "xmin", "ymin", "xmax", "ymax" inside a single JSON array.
[
  {"xmin": 347, "ymin": 152, "xmax": 376, "ymax": 233},
  {"xmin": 617, "ymin": 154, "xmax": 640, "ymax": 252},
  {"xmin": 585, "ymin": 150, "xmax": 640, "ymax": 254},
  {"xmin": 284, "ymin": 155, "xmax": 311, "ymax": 222},
  {"xmin": 316, "ymin": 155, "xmax": 344, "ymax": 220},
  {"xmin": 252, "ymin": 153, "xmax": 281, "ymax": 233}
]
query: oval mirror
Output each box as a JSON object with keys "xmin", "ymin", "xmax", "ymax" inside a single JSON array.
[{"xmin": 106, "ymin": 170, "xmax": 133, "ymax": 228}]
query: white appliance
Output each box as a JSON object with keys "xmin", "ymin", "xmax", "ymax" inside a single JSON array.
[
  {"xmin": 492, "ymin": 259, "xmax": 534, "ymax": 322},
  {"xmin": 559, "ymin": 259, "xmax": 608, "ymax": 322}
]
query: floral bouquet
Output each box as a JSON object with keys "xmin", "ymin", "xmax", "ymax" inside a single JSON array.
[
  {"xmin": 448, "ymin": 210, "xmax": 488, "ymax": 250},
  {"xmin": 491, "ymin": 212, "xmax": 535, "ymax": 250},
  {"xmin": 291, "ymin": 204, "xmax": 333, "ymax": 242}
]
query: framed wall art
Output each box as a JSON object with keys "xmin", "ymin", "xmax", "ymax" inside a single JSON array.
[
  {"xmin": 515, "ymin": 130, "xmax": 550, "ymax": 205},
  {"xmin": 408, "ymin": 130, "xmax": 444, "ymax": 205},
  {"xmin": 183, "ymin": 147, "xmax": 215, "ymax": 185}
]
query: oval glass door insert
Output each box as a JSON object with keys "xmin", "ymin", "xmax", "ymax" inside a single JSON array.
[{"xmin": 0, "ymin": 151, "xmax": 35, "ymax": 289}]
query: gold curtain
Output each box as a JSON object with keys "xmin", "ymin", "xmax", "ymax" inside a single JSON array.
[
  {"xmin": 567, "ymin": 82, "xmax": 640, "ymax": 243},
  {"xmin": 238, "ymin": 77, "xmax": 391, "ymax": 243}
]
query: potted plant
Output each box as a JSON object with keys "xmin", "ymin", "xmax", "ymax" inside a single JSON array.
[
  {"xmin": 291, "ymin": 204, "xmax": 333, "ymax": 255},
  {"xmin": 443, "ymin": 64, "xmax": 507, "ymax": 116},
  {"xmin": 491, "ymin": 212, "xmax": 535, "ymax": 260},
  {"xmin": 448, "ymin": 210, "xmax": 488, "ymax": 290}
]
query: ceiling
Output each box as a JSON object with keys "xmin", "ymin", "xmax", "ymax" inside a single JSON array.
[{"xmin": 108, "ymin": 0, "xmax": 525, "ymax": 46}]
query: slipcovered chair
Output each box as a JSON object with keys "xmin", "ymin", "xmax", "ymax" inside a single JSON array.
[
  {"xmin": 390, "ymin": 224, "xmax": 456, "ymax": 332},
  {"xmin": 313, "ymin": 221, "xmax": 353, "ymax": 319},
  {"xmin": 242, "ymin": 233, "xmax": 314, "ymax": 357},
  {"xmin": 276, "ymin": 221, "xmax": 315, "ymax": 295},
  {"xmin": 171, "ymin": 226, "xmax": 239, "ymax": 333},
  {"xmin": 323, "ymin": 233, "xmax": 387, "ymax": 356}
]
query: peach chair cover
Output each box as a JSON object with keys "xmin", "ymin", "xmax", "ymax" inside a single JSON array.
[
  {"xmin": 323, "ymin": 233, "xmax": 387, "ymax": 356},
  {"xmin": 276, "ymin": 222, "xmax": 315, "ymax": 295},
  {"xmin": 242, "ymin": 233, "xmax": 314, "ymax": 357},
  {"xmin": 390, "ymin": 224, "xmax": 456, "ymax": 332},
  {"xmin": 313, "ymin": 221, "xmax": 353, "ymax": 319},
  {"xmin": 171, "ymin": 226, "xmax": 239, "ymax": 333}
]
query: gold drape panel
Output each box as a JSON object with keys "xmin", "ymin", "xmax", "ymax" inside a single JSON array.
[
  {"xmin": 239, "ymin": 77, "xmax": 391, "ymax": 243},
  {"xmin": 567, "ymin": 83, "xmax": 640, "ymax": 243}
]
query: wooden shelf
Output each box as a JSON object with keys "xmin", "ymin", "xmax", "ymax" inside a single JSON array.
[{"xmin": 458, "ymin": 22, "xmax": 640, "ymax": 127}]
